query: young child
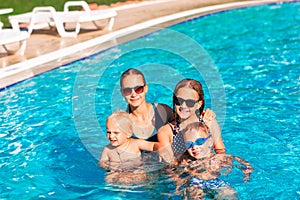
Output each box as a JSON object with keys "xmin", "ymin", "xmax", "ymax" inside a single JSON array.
[
  {"xmin": 176, "ymin": 122, "xmax": 253, "ymax": 199},
  {"xmin": 99, "ymin": 110, "xmax": 158, "ymax": 171}
]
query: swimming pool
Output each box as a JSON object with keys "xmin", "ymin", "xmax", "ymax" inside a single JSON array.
[{"xmin": 1, "ymin": 1, "xmax": 300, "ymax": 199}]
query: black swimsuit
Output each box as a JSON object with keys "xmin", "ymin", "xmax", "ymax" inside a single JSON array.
[{"xmin": 131, "ymin": 103, "xmax": 165, "ymax": 142}]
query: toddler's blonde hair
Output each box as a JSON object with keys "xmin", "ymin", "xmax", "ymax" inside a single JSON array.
[{"xmin": 106, "ymin": 110, "xmax": 133, "ymax": 137}]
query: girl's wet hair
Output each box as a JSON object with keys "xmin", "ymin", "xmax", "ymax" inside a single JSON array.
[
  {"xmin": 106, "ymin": 110, "xmax": 133, "ymax": 137},
  {"xmin": 173, "ymin": 78, "xmax": 205, "ymax": 117},
  {"xmin": 120, "ymin": 68, "xmax": 146, "ymax": 87}
]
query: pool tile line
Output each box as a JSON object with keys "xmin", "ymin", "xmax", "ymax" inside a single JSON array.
[{"xmin": 0, "ymin": 0, "xmax": 291, "ymax": 89}]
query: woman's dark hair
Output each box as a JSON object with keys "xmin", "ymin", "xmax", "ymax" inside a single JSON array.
[
  {"xmin": 120, "ymin": 68, "xmax": 146, "ymax": 87},
  {"xmin": 173, "ymin": 78, "xmax": 205, "ymax": 121}
]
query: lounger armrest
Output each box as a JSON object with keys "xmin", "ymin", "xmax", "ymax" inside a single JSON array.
[
  {"xmin": 0, "ymin": 29, "xmax": 29, "ymax": 55},
  {"xmin": 64, "ymin": 1, "xmax": 91, "ymax": 12}
]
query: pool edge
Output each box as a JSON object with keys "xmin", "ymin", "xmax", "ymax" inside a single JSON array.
[{"xmin": 0, "ymin": 0, "xmax": 293, "ymax": 89}]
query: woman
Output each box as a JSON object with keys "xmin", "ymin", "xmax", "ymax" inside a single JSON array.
[
  {"xmin": 157, "ymin": 78, "xmax": 226, "ymax": 162},
  {"xmin": 120, "ymin": 68, "xmax": 174, "ymax": 142}
]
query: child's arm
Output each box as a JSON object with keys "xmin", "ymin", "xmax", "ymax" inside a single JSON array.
[
  {"xmin": 233, "ymin": 156, "xmax": 253, "ymax": 181},
  {"xmin": 201, "ymin": 108, "xmax": 216, "ymax": 122},
  {"xmin": 98, "ymin": 147, "xmax": 110, "ymax": 170}
]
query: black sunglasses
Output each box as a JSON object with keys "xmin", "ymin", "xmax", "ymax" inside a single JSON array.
[
  {"xmin": 173, "ymin": 96, "xmax": 198, "ymax": 108},
  {"xmin": 122, "ymin": 85, "xmax": 145, "ymax": 96}
]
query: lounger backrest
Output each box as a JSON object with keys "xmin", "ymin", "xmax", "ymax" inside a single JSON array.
[
  {"xmin": 64, "ymin": 1, "xmax": 91, "ymax": 12},
  {"xmin": 28, "ymin": 6, "xmax": 57, "ymax": 34}
]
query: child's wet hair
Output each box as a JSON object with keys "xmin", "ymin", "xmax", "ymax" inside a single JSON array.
[
  {"xmin": 183, "ymin": 122, "xmax": 210, "ymax": 141},
  {"xmin": 106, "ymin": 110, "xmax": 133, "ymax": 137}
]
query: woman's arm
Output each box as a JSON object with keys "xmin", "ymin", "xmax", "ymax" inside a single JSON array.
[{"xmin": 136, "ymin": 139, "xmax": 157, "ymax": 151}]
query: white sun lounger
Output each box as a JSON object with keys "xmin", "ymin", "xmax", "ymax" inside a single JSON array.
[
  {"xmin": 0, "ymin": 8, "xmax": 14, "ymax": 30},
  {"xmin": 0, "ymin": 29, "xmax": 29, "ymax": 55},
  {"xmin": 8, "ymin": 1, "xmax": 117, "ymax": 37}
]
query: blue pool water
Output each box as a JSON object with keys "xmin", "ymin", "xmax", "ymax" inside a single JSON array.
[{"xmin": 1, "ymin": 2, "xmax": 300, "ymax": 199}]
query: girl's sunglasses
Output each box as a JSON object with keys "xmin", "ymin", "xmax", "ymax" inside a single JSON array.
[
  {"xmin": 122, "ymin": 85, "xmax": 145, "ymax": 96},
  {"xmin": 185, "ymin": 135, "xmax": 211, "ymax": 149},
  {"xmin": 173, "ymin": 96, "xmax": 198, "ymax": 108}
]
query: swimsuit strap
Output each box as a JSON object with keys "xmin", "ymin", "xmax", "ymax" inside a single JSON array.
[
  {"xmin": 167, "ymin": 123, "xmax": 177, "ymax": 136},
  {"xmin": 152, "ymin": 103, "xmax": 165, "ymax": 130}
]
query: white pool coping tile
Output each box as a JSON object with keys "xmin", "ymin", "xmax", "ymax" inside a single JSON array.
[{"xmin": 0, "ymin": 0, "xmax": 289, "ymax": 89}]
